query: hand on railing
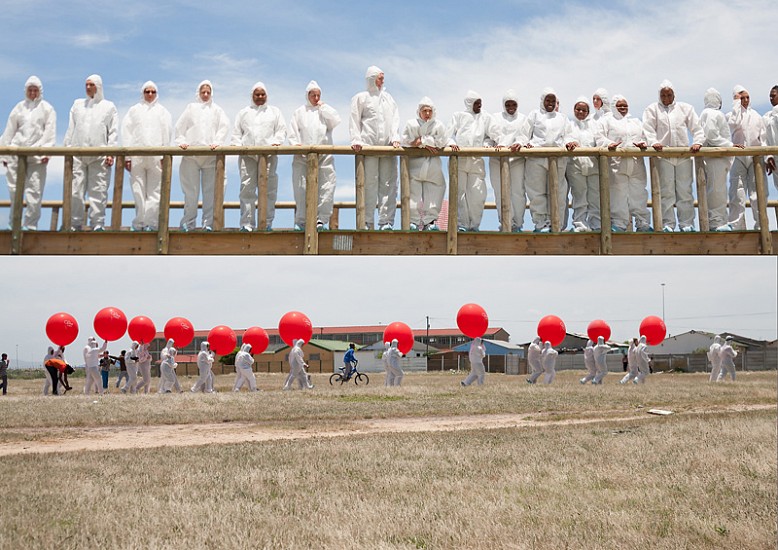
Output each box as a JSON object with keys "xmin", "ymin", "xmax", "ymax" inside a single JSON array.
[
  {"xmin": 690, "ymin": 144, "xmax": 701, "ymax": 153},
  {"xmin": 767, "ymin": 157, "xmax": 776, "ymax": 175}
]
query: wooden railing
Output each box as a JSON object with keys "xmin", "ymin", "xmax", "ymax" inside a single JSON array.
[{"xmin": 1, "ymin": 145, "xmax": 776, "ymax": 255}]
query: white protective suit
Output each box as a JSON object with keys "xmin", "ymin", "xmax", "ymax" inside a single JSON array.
[
  {"xmin": 489, "ymin": 90, "xmax": 532, "ymax": 231},
  {"xmin": 1, "ymin": 76, "xmax": 56, "ymax": 230},
  {"xmin": 349, "ymin": 66, "xmax": 400, "ymax": 229},
  {"xmin": 447, "ymin": 91, "xmax": 500, "ymax": 231},
  {"xmin": 158, "ymin": 338, "xmax": 181, "ymax": 393},
  {"xmin": 401, "ymin": 97, "xmax": 448, "ymax": 229},
  {"xmin": 635, "ymin": 335, "xmax": 650, "ymax": 384},
  {"xmin": 231, "ymin": 81, "xmax": 286, "ymax": 230},
  {"xmin": 699, "ymin": 89, "xmax": 734, "ymax": 230},
  {"xmin": 192, "ymin": 341, "xmax": 215, "ymax": 393},
  {"xmin": 174, "ymin": 80, "xmax": 230, "ymax": 231},
  {"xmin": 83, "ymin": 337, "xmax": 106, "ymax": 395},
  {"xmin": 121, "ymin": 81, "xmax": 172, "ymax": 231},
  {"xmin": 707, "ymin": 335, "xmax": 723, "ymax": 382},
  {"xmin": 592, "ymin": 336, "xmax": 611, "ymax": 384},
  {"xmin": 592, "ymin": 88, "xmax": 612, "ymax": 123},
  {"xmin": 526, "ymin": 337, "xmax": 543, "ymax": 384},
  {"xmin": 382, "ymin": 341, "xmax": 393, "ymax": 386},
  {"xmin": 384, "ymin": 339, "xmax": 404, "ymax": 386},
  {"xmin": 580, "ymin": 340, "xmax": 597, "ymax": 384},
  {"xmin": 764, "ymin": 88, "xmax": 778, "ymax": 193},
  {"xmin": 134, "ymin": 342, "xmax": 152, "ymax": 394},
  {"xmin": 63, "ymin": 74, "xmax": 118, "ymax": 231},
  {"xmin": 461, "ymin": 337, "xmax": 486, "ymax": 386},
  {"xmin": 123, "ymin": 341, "xmax": 139, "ymax": 394},
  {"xmin": 541, "ymin": 341, "xmax": 558, "ymax": 384},
  {"xmin": 642, "ymin": 80, "xmax": 704, "ymax": 231},
  {"xmin": 233, "ymin": 343, "xmax": 258, "ymax": 392},
  {"xmin": 283, "ymin": 339, "xmax": 313, "ymax": 390},
  {"xmin": 621, "ymin": 339, "xmax": 639, "ymax": 384},
  {"xmin": 565, "ymin": 96, "xmax": 601, "ymax": 231},
  {"xmin": 289, "ymin": 80, "xmax": 341, "ymax": 229},
  {"xmin": 525, "ymin": 88, "xmax": 573, "ymax": 231},
  {"xmin": 42, "ymin": 346, "xmax": 56, "ymax": 395},
  {"xmin": 718, "ymin": 338, "xmax": 737, "ymax": 382},
  {"xmin": 598, "ymin": 95, "xmax": 650, "ymax": 231},
  {"xmin": 727, "ymin": 85, "xmax": 767, "ymax": 230}
]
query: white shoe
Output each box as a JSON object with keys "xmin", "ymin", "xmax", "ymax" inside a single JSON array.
[{"xmin": 379, "ymin": 224, "xmax": 393, "ymax": 231}]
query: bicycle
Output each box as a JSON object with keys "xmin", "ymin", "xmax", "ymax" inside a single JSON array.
[{"xmin": 329, "ymin": 360, "xmax": 369, "ymax": 386}]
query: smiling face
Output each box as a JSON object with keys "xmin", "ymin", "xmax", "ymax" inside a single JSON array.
[
  {"xmin": 504, "ymin": 100, "xmax": 518, "ymax": 115},
  {"xmin": 543, "ymin": 94, "xmax": 557, "ymax": 113},
  {"xmin": 615, "ymin": 99, "xmax": 629, "ymax": 116},
  {"xmin": 573, "ymin": 102, "xmax": 590, "ymax": 121},
  {"xmin": 660, "ymin": 87, "xmax": 674, "ymax": 106},
  {"xmin": 419, "ymin": 106, "xmax": 433, "ymax": 121},
  {"xmin": 143, "ymin": 87, "xmax": 157, "ymax": 103},
  {"xmin": 472, "ymin": 99, "xmax": 482, "ymax": 114},
  {"xmin": 199, "ymin": 84, "xmax": 212, "ymax": 102},
  {"xmin": 252, "ymin": 87, "xmax": 267, "ymax": 106},
  {"xmin": 771, "ymin": 87, "xmax": 778, "ymax": 107},
  {"xmin": 26, "ymin": 85, "xmax": 40, "ymax": 101}
]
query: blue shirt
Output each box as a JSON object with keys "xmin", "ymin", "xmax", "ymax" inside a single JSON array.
[{"xmin": 343, "ymin": 349, "xmax": 355, "ymax": 364}]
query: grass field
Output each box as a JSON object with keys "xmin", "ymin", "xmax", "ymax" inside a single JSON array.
[{"xmin": 0, "ymin": 371, "xmax": 775, "ymax": 549}]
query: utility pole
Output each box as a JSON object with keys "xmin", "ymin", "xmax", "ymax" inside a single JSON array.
[{"xmin": 425, "ymin": 316, "xmax": 430, "ymax": 367}]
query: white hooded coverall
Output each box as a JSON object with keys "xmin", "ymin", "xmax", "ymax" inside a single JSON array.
[
  {"xmin": 635, "ymin": 336, "xmax": 650, "ymax": 384},
  {"xmin": 64, "ymin": 74, "xmax": 118, "ymax": 230},
  {"xmin": 527, "ymin": 337, "xmax": 543, "ymax": 383},
  {"xmin": 233, "ymin": 343, "xmax": 258, "ymax": 392},
  {"xmin": 580, "ymin": 340, "xmax": 597, "ymax": 384},
  {"xmin": 718, "ymin": 340, "xmax": 737, "ymax": 382},
  {"xmin": 192, "ymin": 341, "xmax": 215, "ymax": 393},
  {"xmin": 565, "ymin": 96, "xmax": 601, "ymax": 231},
  {"xmin": 123, "ymin": 341, "xmax": 140, "ymax": 394},
  {"xmin": 764, "ymin": 94, "xmax": 778, "ymax": 193},
  {"xmin": 42, "ymin": 346, "xmax": 56, "ymax": 395},
  {"xmin": 541, "ymin": 341, "xmax": 558, "ymax": 384},
  {"xmin": 699, "ymin": 89, "xmax": 733, "ymax": 230},
  {"xmin": 401, "ymin": 97, "xmax": 448, "ymax": 228},
  {"xmin": 158, "ymin": 339, "xmax": 181, "ymax": 393},
  {"xmin": 83, "ymin": 337, "xmax": 106, "ymax": 395},
  {"xmin": 284, "ymin": 339, "xmax": 312, "ymax": 390},
  {"xmin": 1, "ymin": 76, "xmax": 56, "ymax": 230},
  {"xmin": 592, "ymin": 88, "xmax": 612, "ymax": 123},
  {"xmin": 707, "ymin": 335, "xmax": 723, "ymax": 382},
  {"xmin": 462, "ymin": 337, "xmax": 486, "ymax": 386},
  {"xmin": 134, "ymin": 342, "xmax": 152, "ymax": 394},
  {"xmin": 174, "ymin": 80, "xmax": 230, "ymax": 230},
  {"xmin": 121, "ymin": 81, "xmax": 172, "ymax": 230},
  {"xmin": 289, "ymin": 80, "xmax": 340, "ymax": 228},
  {"xmin": 593, "ymin": 336, "xmax": 611, "ymax": 384},
  {"xmin": 349, "ymin": 66, "xmax": 400, "ymax": 229},
  {"xmin": 231, "ymin": 81, "xmax": 287, "ymax": 230},
  {"xmin": 621, "ymin": 340, "xmax": 639, "ymax": 384},
  {"xmin": 384, "ymin": 339, "xmax": 404, "ymax": 386}
]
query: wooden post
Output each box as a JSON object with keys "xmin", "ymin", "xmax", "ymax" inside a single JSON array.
[
  {"xmin": 355, "ymin": 155, "xmax": 366, "ymax": 230},
  {"xmin": 447, "ymin": 155, "xmax": 458, "ymax": 255},
  {"xmin": 649, "ymin": 157, "xmax": 663, "ymax": 231},
  {"xmin": 304, "ymin": 152, "xmax": 319, "ymax": 255},
  {"xmin": 400, "ymin": 155, "xmax": 411, "ymax": 230},
  {"xmin": 49, "ymin": 206, "xmax": 59, "ymax": 232},
  {"xmin": 157, "ymin": 155, "xmax": 172, "ymax": 255},
  {"xmin": 257, "ymin": 156, "xmax": 269, "ymax": 231},
  {"xmin": 548, "ymin": 158, "xmax": 560, "ymax": 233},
  {"xmin": 213, "ymin": 154, "xmax": 225, "ymax": 230},
  {"xmin": 499, "ymin": 157, "xmax": 511, "ymax": 232},
  {"xmin": 753, "ymin": 156, "xmax": 773, "ymax": 255},
  {"xmin": 10, "ymin": 155, "xmax": 27, "ymax": 255},
  {"xmin": 111, "ymin": 155, "xmax": 125, "ymax": 230},
  {"xmin": 694, "ymin": 157, "xmax": 709, "ymax": 232},
  {"xmin": 598, "ymin": 156, "xmax": 612, "ymax": 255},
  {"xmin": 62, "ymin": 155, "xmax": 74, "ymax": 231},
  {"xmin": 330, "ymin": 207, "xmax": 340, "ymax": 230}
]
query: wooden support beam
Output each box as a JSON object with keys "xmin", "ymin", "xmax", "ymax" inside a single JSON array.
[
  {"xmin": 111, "ymin": 155, "xmax": 125, "ymax": 230},
  {"xmin": 400, "ymin": 155, "xmax": 411, "ymax": 230},
  {"xmin": 598, "ymin": 156, "xmax": 612, "ymax": 255},
  {"xmin": 649, "ymin": 158, "xmax": 663, "ymax": 231},
  {"xmin": 447, "ymin": 155, "xmax": 458, "ymax": 255},
  {"xmin": 355, "ymin": 155, "xmax": 366, "ymax": 230},
  {"xmin": 258, "ymin": 155, "xmax": 269, "ymax": 231},
  {"xmin": 304, "ymin": 153, "xmax": 319, "ymax": 255},
  {"xmin": 213, "ymin": 154, "xmax": 225, "ymax": 230},
  {"xmin": 694, "ymin": 157, "xmax": 709, "ymax": 232},
  {"xmin": 548, "ymin": 158, "xmax": 560, "ymax": 233},
  {"xmin": 499, "ymin": 157, "xmax": 510, "ymax": 232},
  {"xmin": 157, "ymin": 155, "xmax": 172, "ymax": 255},
  {"xmin": 753, "ymin": 156, "xmax": 773, "ymax": 255},
  {"xmin": 62, "ymin": 155, "xmax": 74, "ymax": 231}
]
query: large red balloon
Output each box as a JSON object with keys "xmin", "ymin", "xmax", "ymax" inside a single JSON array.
[
  {"xmin": 278, "ymin": 311, "xmax": 313, "ymax": 346},
  {"xmin": 46, "ymin": 312, "xmax": 79, "ymax": 347},
  {"xmin": 587, "ymin": 319, "xmax": 611, "ymax": 342},
  {"xmin": 208, "ymin": 325, "xmax": 237, "ymax": 355},
  {"xmin": 537, "ymin": 315, "xmax": 566, "ymax": 347},
  {"xmin": 243, "ymin": 326, "xmax": 269, "ymax": 354},
  {"xmin": 456, "ymin": 303, "xmax": 489, "ymax": 338},
  {"xmin": 383, "ymin": 322, "xmax": 414, "ymax": 355},
  {"xmin": 93, "ymin": 307, "xmax": 128, "ymax": 341},
  {"xmin": 164, "ymin": 317, "xmax": 194, "ymax": 347},
  {"xmin": 640, "ymin": 316, "xmax": 666, "ymax": 345},
  {"xmin": 128, "ymin": 316, "xmax": 156, "ymax": 344}
]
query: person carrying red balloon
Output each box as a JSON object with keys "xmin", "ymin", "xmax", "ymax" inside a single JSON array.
[
  {"xmin": 461, "ymin": 337, "xmax": 486, "ymax": 387},
  {"xmin": 134, "ymin": 341, "xmax": 153, "ymax": 394},
  {"xmin": 635, "ymin": 336, "xmax": 650, "ymax": 384},
  {"xmin": 384, "ymin": 340, "xmax": 404, "ymax": 386},
  {"xmin": 541, "ymin": 342, "xmax": 558, "ymax": 384},
  {"xmin": 283, "ymin": 339, "xmax": 313, "ymax": 390},
  {"xmin": 233, "ymin": 343, "xmax": 258, "ymax": 392},
  {"xmin": 580, "ymin": 340, "xmax": 597, "ymax": 385},
  {"xmin": 620, "ymin": 338, "xmax": 640, "ymax": 385},
  {"xmin": 158, "ymin": 339, "xmax": 182, "ymax": 393},
  {"xmin": 526, "ymin": 337, "xmax": 543, "ymax": 384},
  {"xmin": 192, "ymin": 341, "xmax": 215, "ymax": 393},
  {"xmin": 592, "ymin": 336, "xmax": 611, "ymax": 384},
  {"xmin": 83, "ymin": 337, "xmax": 107, "ymax": 395}
]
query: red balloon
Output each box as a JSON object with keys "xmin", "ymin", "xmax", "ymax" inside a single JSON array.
[
  {"xmin": 243, "ymin": 326, "xmax": 269, "ymax": 354},
  {"xmin": 278, "ymin": 311, "xmax": 313, "ymax": 346},
  {"xmin": 587, "ymin": 319, "xmax": 611, "ymax": 342},
  {"xmin": 46, "ymin": 312, "xmax": 79, "ymax": 347},
  {"xmin": 128, "ymin": 316, "xmax": 156, "ymax": 344},
  {"xmin": 537, "ymin": 315, "xmax": 566, "ymax": 347},
  {"xmin": 208, "ymin": 325, "xmax": 237, "ymax": 355},
  {"xmin": 456, "ymin": 303, "xmax": 489, "ymax": 338},
  {"xmin": 383, "ymin": 322, "xmax": 414, "ymax": 355},
  {"xmin": 163, "ymin": 317, "xmax": 194, "ymax": 347},
  {"xmin": 93, "ymin": 307, "xmax": 128, "ymax": 342},
  {"xmin": 640, "ymin": 315, "xmax": 666, "ymax": 345}
]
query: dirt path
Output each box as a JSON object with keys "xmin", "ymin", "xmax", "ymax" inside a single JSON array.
[{"xmin": 1, "ymin": 404, "xmax": 773, "ymax": 457}]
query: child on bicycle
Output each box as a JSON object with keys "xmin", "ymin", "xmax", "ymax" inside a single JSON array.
[{"xmin": 342, "ymin": 343, "xmax": 357, "ymax": 380}]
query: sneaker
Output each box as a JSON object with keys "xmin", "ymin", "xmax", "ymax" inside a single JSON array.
[
  {"xmin": 130, "ymin": 226, "xmax": 139, "ymax": 232},
  {"xmin": 316, "ymin": 221, "xmax": 325, "ymax": 231},
  {"xmin": 460, "ymin": 381, "xmax": 466, "ymax": 387},
  {"xmin": 240, "ymin": 225, "xmax": 253, "ymax": 233},
  {"xmin": 426, "ymin": 223, "xmax": 440, "ymax": 231},
  {"xmin": 293, "ymin": 224, "xmax": 304, "ymax": 231},
  {"xmin": 511, "ymin": 225, "xmax": 523, "ymax": 233},
  {"xmin": 266, "ymin": 225, "xmax": 273, "ymax": 231},
  {"xmin": 636, "ymin": 226, "xmax": 653, "ymax": 232},
  {"xmin": 610, "ymin": 225, "xmax": 623, "ymax": 232},
  {"xmin": 180, "ymin": 226, "xmax": 190, "ymax": 232},
  {"xmin": 409, "ymin": 223, "xmax": 419, "ymax": 231},
  {"xmin": 92, "ymin": 225, "xmax": 104, "ymax": 232},
  {"xmin": 458, "ymin": 226, "xmax": 467, "ymax": 232},
  {"xmin": 662, "ymin": 225, "xmax": 674, "ymax": 232},
  {"xmin": 203, "ymin": 226, "xmax": 213, "ymax": 232},
  {"xmin": 680, "ymin": 226, "xmax": 695, "ymax": 232},
  {"xmin": 533, "ymin": 227, "xmax": 550, "ymax": 233},
  {"xmin": 572, "ymin": 222, "xmax": 589, "ymax": 233},
  {"xmin": 526, "ymin": 378, "xmax": 535, "ymax": 384},
  {"xmin": 144, "ymin": 226, "xmax": 156, "ymax": 232},
  {"xmin": 579, "ymin": 378, "xmax": 587, "ymax": 385},
  {"xmin": 715, "ymin": 224, "xmax": 733, "ymax": 232},
  {"xmin": 379, "ymin": 224, "xmax": 393, "ymax": 231}
]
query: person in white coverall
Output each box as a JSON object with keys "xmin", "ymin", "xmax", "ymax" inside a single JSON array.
[
  {"xmin": 233, "ymin": 343, "xmax": 258, "ymax": 392},
  {"xmin": 158, "ymin": 338, "xmax": 182, "ymax": 393},
  {"xmin": 718, "ymin": 337, "xmax": 737, "ymax": 382},
  {"xmin": 525, "ymin": 88, "xmax": 573, "ymax": 231},
  {"xmin": 727, "ymin": 85, "xmax": 767, "ymax": 230},
  {"xmin": 121, "ymin": 81, "xmax": 172, "ymax": 231},
  {"xmin": 382, "ymin": 341, "xmax": 393, "ymax": 386},
  {"xmin": 192, "ymin": 341, "xmax": 215, "ymax": 393},
  {"xmin": 1, "ymin": 76, "xmax": 56, "ymax": 230},
  {"xmin": 284, "ymin": 339, "xmax": 313, "ymax": 390},
  {"xmin": 565, "ymin": 97, "xmax": 601, "ymax": 232},
  {"xmin": 64, "ymin": 74, "xmax": 118, "ymax": 231},
  {"xmin": 764, "ymin": 86, "xmax": 778, "ymax": 192},
  {"xmin": 592, "ymin": 89, "xmax": 612, "ymax": 123},
  {"xmin": 541, "ymin": 341, "xmax": 558, "ymax": 384},
  {"xmin": 489, "ymin": 90, "xmax": 532, "ymax": 232},
  {"xmin": 289, "ymin": 80, "xmax": 341, "ymax": 231},
  {"xmin": 447, "ymin": 90, "xmax": 500, "ymax": 232},
  {"xmin": 42, "ymin": 346, "xmax": 56, "ymax": 395},
  {"xmin": 707, "ymin": 335, "xmax": 723, "ymax": 382},
  {"xmin": 83, "ymin": 337, "xmax": 107, "ymax": 395},
  {"xmin": 699, "ymin": 89, "xmax": 734, "ymax": 231},
  {"xmin": 133, "ymin": 341, "xmax": 152, "ymax": 394},
  {"xmin": 231, "ymin": 81, "xmax": 286, "ymax": 231},
  {"xmin": 580, "ymin": 340, "xmax": 597, "ymax": 384},
  {"xmin": 621, "ymin": 338, "xmax": 640, "ymax": 384},
  {"xmin": 526, "ymin": 337, "xmax": 543, "ymax": 384},
  {"xmin": 642, "ymin": 80, "xmax": 704, "ymax": 232},
  {"xmin": 384, "ymin": 339, "xmax": 404, "ymax": 386},
  {"xmin": 598, "ymin": 95, "xmax": 650, "ymax": 232},
  {"xmin": 592, "ymin": 336, "xmax": 611, "ymax": 384},
  {"xmin": 123, "ymin": 341, "xmax": 139, "ymax": 394},
  {"xmin": 175, "ymin": 80, "xmax": 230, "ymax": 231},
  {"xmin": 349, "ymin": 66, "xmax": 400, "ymax": 230},
  {"xmin": 634, "ymin": 335, "xmax": 650, "ymax": 384},
  {"xmin": 461, "ymin": 337, "xmax": 486, "ymax": 386},
  {"xmin": 401, "ymin": 97, "xmax": 448, "ymax": 231}
]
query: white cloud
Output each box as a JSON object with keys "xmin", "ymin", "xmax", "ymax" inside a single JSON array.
[{"xmin": 72, "ymin": 33, "xmax": 113, "ymax": 48}]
